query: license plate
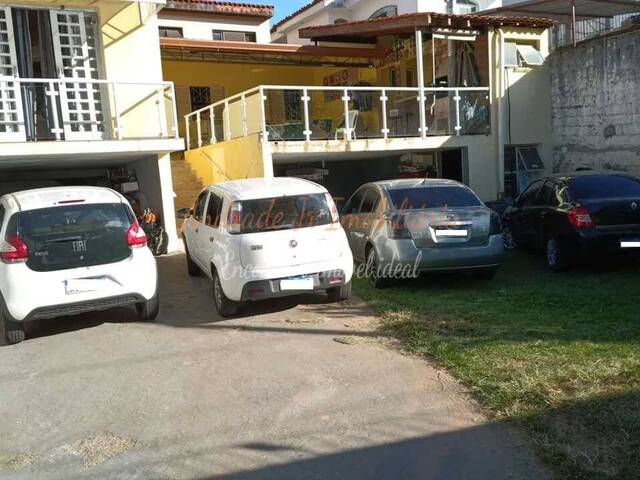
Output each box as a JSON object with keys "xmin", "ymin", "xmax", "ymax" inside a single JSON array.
[
  {"xmin": 621, "ymin": 240, "xmax": 640, "ymax": 248},
  {"xmin": 280, "ymin": 275, "xmax": 315, "ymax": 291},
  {"xmin": 64, "ymin": 277, "xmax": 108, "ymax": 295},
  {"xmin": 435, "ymin": 229, "xmax": 468, "ymax": 237}
]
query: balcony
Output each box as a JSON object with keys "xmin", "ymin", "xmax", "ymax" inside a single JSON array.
[
  {"xmin": 184, "ymin": 85, "xmax": 491, "ymax": 151},
  {"xmin": 0, "ymin": 78, "xmax": 180, "ymax": 145}
]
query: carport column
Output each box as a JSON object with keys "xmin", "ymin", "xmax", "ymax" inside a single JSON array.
[
  {"xmin": 158, "ymin": 153, "xmax": 181, "ymax": 252},
  {"xmin": 416, "ymin": 29, "xmax": 427, "ymax": 140}
]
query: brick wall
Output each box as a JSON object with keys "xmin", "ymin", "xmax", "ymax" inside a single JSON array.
[{"xmin": 548, "ymin": 27, "xmax": 640, "ymax": 176}]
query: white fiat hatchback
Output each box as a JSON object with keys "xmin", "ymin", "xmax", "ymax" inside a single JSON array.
[
  {"xmin": 178, "ymin": 177, "xmax": 353, "ymax": 317},
  {"xmin": 0, "ymin": 187, "xmax": 159, "ymax": 345}
]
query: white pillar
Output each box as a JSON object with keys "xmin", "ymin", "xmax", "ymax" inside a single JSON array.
[
  {"xmin": 416, "ymin": 30, "xmax": 427, "ymax": 139},
  {"xmin": 157, "ymin": 153, "xmax": 181, "ymax": 252}
]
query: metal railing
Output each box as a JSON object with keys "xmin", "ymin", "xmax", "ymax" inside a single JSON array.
[
  {"xmin": 552, "ymin": 13, "xmax": 639, "ymax": 49},
  {"xmin": 184, "ymin": 85, "xmax": 491, "ymax": 150},
  {"xmin": 0, "ymin": 77, "xmax": 180, "ymax": 143}
]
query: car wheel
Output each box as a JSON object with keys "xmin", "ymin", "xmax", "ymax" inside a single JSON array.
[
  {"xmin": 366, "ymin": 248, "xmax": 390, "ymax": 289},
  {"xmin": 474, "ymin": 267, "xmax": 497, "ymax": 280},
  {"xmin": 136, "ymin": 294, "xmax": 160, "ymax": 322},
  {"xmin": 184, "ymin": 243, "xmax": 200, "ymax": 277},
  {"xmin": 212, "ymin": 270, "xmax": 239, "ymax": 317},
  {"xmin": 503, "ymin": 226, "xmax": 517, "ymax": 250},
  {"xmin": 327, "ymin": 281, "xmax": 352, "ymax": 302},
  {"xmin": 0, "ymin": 306, "xmax": 25, "ymax": 346},
  {"xmin": 546, "ymin": 236, "xmax": 569, "ymax": 272}
]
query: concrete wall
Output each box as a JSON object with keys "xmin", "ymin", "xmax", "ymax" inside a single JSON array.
[
  {"xmin": 184, "ymin": 134, "xmax": 268, "ymax": 185},
  {"xmin": 548, "ymin": 28, "xmax": 640, "ymax": 176},
  {"xmin": 158, "ymin": 11, "xmax": 271, "ymax": 43}
]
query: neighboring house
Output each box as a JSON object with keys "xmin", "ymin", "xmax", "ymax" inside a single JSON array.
[
  {"xmin": 271, "ymin": 0, "xmax": 504, "ymax": 45},
  {"xmin": 177, "ymin": 10, "xmax": 554, "ymax": 202},
  {"xmin": 0, "ymin": 0, "xmax": 184, "ymax": 250}
]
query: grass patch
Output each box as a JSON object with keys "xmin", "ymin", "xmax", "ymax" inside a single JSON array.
[{"xmin": 354, "ymin": 251, "xmax": 640, "ymax": 479}]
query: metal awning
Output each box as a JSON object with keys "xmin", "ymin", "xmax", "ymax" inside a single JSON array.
[{"xmin": 479, "ymin": 0, "xmax": 640, "ymax": 46}]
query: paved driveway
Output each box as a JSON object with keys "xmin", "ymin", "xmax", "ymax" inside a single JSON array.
[{"xmin": 0, "ymin": 254, "xmax": 548, "ymax": 480}]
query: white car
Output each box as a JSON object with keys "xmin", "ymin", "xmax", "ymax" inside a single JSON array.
[
  {"xmin": 0, "ymin": 187, "xmax": 159, "ymax": 345},
  {"xmin": 178, "ymin": 177, "xmax": 353, "ymax": 316}
]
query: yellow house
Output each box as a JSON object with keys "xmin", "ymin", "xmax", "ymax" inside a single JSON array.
[
  {"xmin": 0, "ymin": 0, "xmax": 184, "ymax": 249},
  {"xmin": 161, "ymin": 5, "xmax": 554, "ymax": 207}
]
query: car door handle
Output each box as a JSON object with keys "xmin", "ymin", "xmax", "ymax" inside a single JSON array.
[
  {"xmin": 195, "ymin": 228, "xmax": 199, "ymax": 233},
  {"xmin": 210, "ymin": 237, "xmax": 215, "ymax": 243}
]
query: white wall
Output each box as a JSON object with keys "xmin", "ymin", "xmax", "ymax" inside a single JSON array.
[{"xmin": 158, "ymin": 11, "xmax": 271, "ymax": 43}]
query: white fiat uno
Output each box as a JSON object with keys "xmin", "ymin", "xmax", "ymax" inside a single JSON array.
[
  {"xmin": 178, "ymin": 177, "xmax": 353, "ymax": 317},
  {"xmin": 0, "ymin": 187, "xmax": 159, "ymax": 345}
]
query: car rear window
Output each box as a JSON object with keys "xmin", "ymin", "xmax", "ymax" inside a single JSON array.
[
  {"xmin": 387, "ymin": 186, "xmax": 482, "ymax": 210},
  {"xmin": 10, "ymin": 203, "xmax": 133, "ymax": 272},
  {"xmin": 569, "ymin": 175, "xmax": 640, "ymax": 200},
  {"xmin": 239, "ymin": 193, "xmax": 332, "ymax": 234}
]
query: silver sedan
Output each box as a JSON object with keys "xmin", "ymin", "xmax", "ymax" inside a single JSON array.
[{"xmin": 341, "ymin": 179, "xmax": 505, "ymax": 287}]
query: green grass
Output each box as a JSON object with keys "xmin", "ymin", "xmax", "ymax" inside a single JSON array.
[{"xmin": 354, "ymin": 251, "xmax": 640, "ymax": 479}]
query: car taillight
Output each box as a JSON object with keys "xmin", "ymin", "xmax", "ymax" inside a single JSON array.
[
  {"xmin": 568, "ymin": 207, "xmax": 594, "ymax": 229},
  {"xmin": 0, "ymin": 234, "xmax": 29, "ymax": 263},
  {"xmin": 228, "ymin": 201, "xmax": 243, "ymax": 234},
  {"xmin": 325, "ymin": 193, "xmax": 339, "ymax": 223},
  {"xmin": 386, "ymin": 213, "xmax": 411, "ymax": 239},
  {"xmin": 126, "ymin": 222, "xmax": 147, "ymax": 248},
  {"xmin": 490, "ymin": 211, "xmax": 503, "ymax": 235}
]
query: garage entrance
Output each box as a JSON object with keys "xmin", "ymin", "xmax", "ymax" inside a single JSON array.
[
  {"xmin": 273, "ymin": 148, "xmax": 468, "ymax": 205},
  {"xmin": 0, "ymin": 155, "xmax": 173, "ymax": 254}
]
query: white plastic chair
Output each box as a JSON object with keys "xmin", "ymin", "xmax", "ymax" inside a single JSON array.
[{"xmin": 334, "ymin": 110, "xmax": 359, "ymax": 140}]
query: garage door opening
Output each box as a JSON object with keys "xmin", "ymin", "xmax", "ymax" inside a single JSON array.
[{"xmin": 274, "ymin": 148, "xmax": 468, "ymax": 206}]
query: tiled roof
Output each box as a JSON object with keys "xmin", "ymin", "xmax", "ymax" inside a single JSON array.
[
  {"xmin": 299, "ymin": 11, "xmax": 556, "ymax": 40},
  {"xmin": 164, "ymin": 0, "xmax": 274, "ymax": 18},
  {"xmin": 271, "ymin": 0, "xmax": 322, "ymax": 33}
]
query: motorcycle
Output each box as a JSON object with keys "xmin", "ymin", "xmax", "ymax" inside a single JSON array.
[{"xmin": 139, "ymin": 208, "xmax": 168, "ymax": 256}]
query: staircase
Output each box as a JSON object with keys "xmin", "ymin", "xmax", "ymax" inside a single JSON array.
[{"xmin": 170, "ymin": 155, "xmax": 205, "ymax": 233}]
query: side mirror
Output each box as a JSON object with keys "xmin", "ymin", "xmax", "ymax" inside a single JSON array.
[{"xmin": 177, "ymin": 208, "xmax": 192, "ymax": 219}]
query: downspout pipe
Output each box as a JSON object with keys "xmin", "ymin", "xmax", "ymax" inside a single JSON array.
[{"xmin": 497, "ymin": 28, "xmax": 505, "ymax": 198}]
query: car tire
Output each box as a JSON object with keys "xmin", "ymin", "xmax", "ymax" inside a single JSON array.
[
  {"xmin": 136, "ymin": 294, "xmax": 160, "ymax": 322},
  {"xmin": 185, "ymin": 243, "xmax": 200, "ymax": 277},
  {"xmin": 546, "ymin": 236, "xmax": 569, "ymax": 272},
  {"xmin": 366, "ymin": 248, "xmax": 390, "ymax": 289},
  {"xmin": 212, "ymin": 270, "xmax": 239, "ymax": 317},
  {"xmin": 0, "ymin": 305, "xmax": 25, "ymax": 346},
  {"xmin": 327, "ymin": 281, "xmax": 352, "ymax": 302},
  {"xmin": 474, "ymin": 267, "xmax": 497, "ymax": 280}
]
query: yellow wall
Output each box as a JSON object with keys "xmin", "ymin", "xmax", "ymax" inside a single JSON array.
[{"xmin": 185, "ymin": 133, "xmax": 264, "ymax": 185}]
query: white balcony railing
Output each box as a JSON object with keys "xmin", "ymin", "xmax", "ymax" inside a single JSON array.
[
  {"xmin": 184, "ymin": 85, "xmax": 491, "ymax": 150},
  {"xmin": 0, "ymin": 77, "xmax": 180, "ymax": 143}
]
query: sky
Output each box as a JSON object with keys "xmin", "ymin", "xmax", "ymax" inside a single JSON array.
[{"xmin": 270, "ymin": 0, "xmax": 311, "ymax": 23}]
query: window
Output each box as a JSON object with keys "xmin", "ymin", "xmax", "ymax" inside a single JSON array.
[
  {"xmin": 12, "ymin": 203, "xmax": 133, "ymax": 272},
  {"xmin": 283, "ymin": 90, "xmax": 302, "ymax": 121},
  {"xmin": 158, "ymin": 26, "xmax": 183, "ymax": 38},
  {"xmin": 504, "ymin": 42, "xmax": 544, "ymax": 67},
  {"xmin": 569, "ymin": 175, "xmax": 640, "ymax": 200},
  {"xmin": 518, "ymin": 180, "xmax": 543, "ymax": 207},
  {"xmin": 518, "ymin": 147, "xmax": 545, "ymax": 171},
  {"xmin": 194, "ymin": 191, "xmax": 208, "ymax": 223},
  {"xmin": 535, "ymin": 181, "xmax": 557, "ymax": 207},
  {"xmin": 205, "ymin": 194, "xmax": 223, "ymax": 228},
  {"xmin": 190, "ymin": 87, "xmax": 211, "ymax": 112},
  {"xmin": 451, "ymin": 0, "xmax": 479, "ymax": 14},
  {"xmin": 405, "ymin": 69, "xmax": 416, "ymax": 88},
  {"xmin": 387, "ymin": 187, "xmax": 481, "ymax": 209},
  {"xmin": 237, "ymin": 194, "xmax": 333, "ymax": 234},
  {"xmin": 369, "ymin": 6, "xmax": 398, "ymax": 19},
  {"xmin": 344, "ymin": 188, "xmax": 365, "ymax": 215},
  {"xmin": 360, "ymin": 189, "xmax": 381, "ymax": 214},
  {"xmin": 389, "ymin": 68, "xmax": 400, "ymax": 87},
  {"xmin": 212, "ymin": 30, "xmax": 256, "ymax": 42}
]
